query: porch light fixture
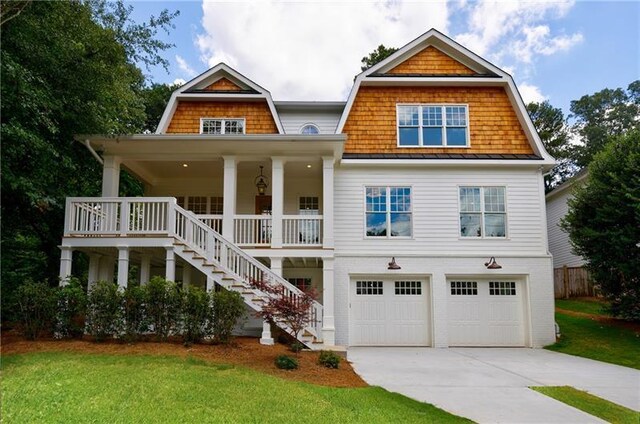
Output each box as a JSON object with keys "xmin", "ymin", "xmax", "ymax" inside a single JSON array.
[
  {"xmin": 306, "ymin": 164, "xmax": 312, "ymax": 168},
  {"xmin": 484, "ymin": 257, "xmax": 502, "ymax": 269},
  {"xmin": 388, "ymin": 257, "xmax": 401, "ymax": 270},
  {"xmin": 182, "ymin": 163, "xmax": 188, "ymax": 168},
  {"xmin": 254, "ymin": 165, "xmax": 269, "ymax": 195}
]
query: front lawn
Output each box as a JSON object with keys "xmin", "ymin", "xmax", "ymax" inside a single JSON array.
[
  {"xmin": 547, "ymin": 299, "xmax": 640, "ymax": 369},
  {"xmin": 1, "ymin": 352, "xmax": 470, "ymax": 423},
  {"xmin": 555, "ymin": 297, "xmax": 610, "ymax": 316},
  {"xmin": 531, "ymin": 386, "xmax": 639, "ymax": 423}
]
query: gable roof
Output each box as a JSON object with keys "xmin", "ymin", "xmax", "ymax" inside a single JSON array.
[
  {"xmin": 336, "ymin": 28, "xmax": 555, "ymax": 166},
  {"xmin": 156, "ymin": 63, "xmax": 284, "ymax": 134}
]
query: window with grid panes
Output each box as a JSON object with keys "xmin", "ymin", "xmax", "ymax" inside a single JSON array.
[
  {"xmin": 287, "ymin": 277, "xmax": 312, "ymax": 291},
  {"xmin": 395, "ymin": 281, "xmax": 422, "ymax": 295},
  {"xmin": 299, "ymin": 196, "xmax": 319, "ymax": 212},
  {"xmin": 201, "ymin": 118, "xmax": 245, "ymax": 134},
  {"xmin": 365, "ymin": 186, "xmax": 412, "ymax": 237},
  {"xmin": 450, "ymin": 281, "xmax": 478, "ymax": 295},
  {"xmin": 210, "ymin": 197, "xmax": 224, "ymax": 214},
  {"xmin": 187, "ymin": 196, "xmax": 208, "ymax": 214},
  {"xmin": 489, "ymin": 281, "xmax": 516, "ymax": 296},
  {"xmin": 459, "ymin": 186, "xmax": 506, "ymax": 238},
  {"xmin": 398, "ymin": 105, "xmax": 468, "ymax": 146},
  {"xmin": 356, "ymin": 281, "xmax": 383, "ymax": 295}
]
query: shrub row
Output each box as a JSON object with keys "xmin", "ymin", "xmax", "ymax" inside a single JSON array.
[{"xmin": 12, "ymin": 277, "xmax": 246, "ymax": 345}]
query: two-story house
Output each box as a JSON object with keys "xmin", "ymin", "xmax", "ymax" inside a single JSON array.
[{"xmin": 59, "ymin": 29, "xmax": 556, "ymax": 349}]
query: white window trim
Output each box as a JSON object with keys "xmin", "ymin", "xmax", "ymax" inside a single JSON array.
[
  {"xmin": 396, "ymin": 104, "xmax": 470, "ymax": 148},
  {"xmin": 178, "ymin": 195, "xmax": 224, "ymax": 215},
  {"xmin": 299, "ymin": 123, "xmax": 320, "ymax": 135},
  {"xmin": 457, "ymin": 185, "xmax": 508, "ymax": 239},
  {"xmin": 200, "ymin": 117, "xmax": 246, "ymax": 135},
  {"xmin": 363, "ymin": 185, "xmax": 414, "ymax": 239}
]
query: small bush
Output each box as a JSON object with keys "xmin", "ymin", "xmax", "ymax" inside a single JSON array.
[
  {"xmin": 289, "ymin": 341, "xmax": 304, "ymax": 353},
  {"xmin": 182, "ymin": 286, "xmax": 211, "ymax": 345},
  {"xmin": 86, "ymin": 281, "xmax": 123, "ymax": 341},
  {"xmin": 146, "ymin": 276, "xmax": 182, "ymax": 340},
  {"xmin": 275, "ymin": 355, "xmax": 298, "ymax": 370},
  {"xmin": 55, "ymin": 277, "xmax": 87, "ymax": 339},
  {"xmin": 318, "ymin": 350, "xmax": 341, "ymax": 369},
  {"xmin": 14, "ymin": 281, "xmax": 56, "ymax": 340},
  {"xmin": 211, "ymin": 289, "xmax": 245, "ymax": 344},
  {"xmin": 122, "ymin": 285, "xmax": 148, "ymax": 342}
]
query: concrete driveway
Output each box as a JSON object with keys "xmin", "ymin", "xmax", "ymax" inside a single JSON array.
[{"xmin": 348, "ymin": 348, "xmax": 640, "ymax": 423}]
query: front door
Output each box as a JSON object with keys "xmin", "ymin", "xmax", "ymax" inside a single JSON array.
[{"xmin": 255, "ymin": 195, "xmax": 272, "ymax": 214}]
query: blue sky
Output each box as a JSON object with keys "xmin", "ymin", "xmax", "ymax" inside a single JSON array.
[{"xmin": 128, "ymin": 0, "xmax": 639, "ymax": 115}]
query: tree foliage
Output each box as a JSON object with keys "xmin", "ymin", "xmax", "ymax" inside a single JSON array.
[
  {"xmin": 1, "ymin": 1, "xmax": 176, "ymax": 311},
  {"xmin": 140, "ymin": 82, "xmax": 181, "ymax": 133},
  {"xmin": 360, "ymin": 44, "xmax": 398, "ymax": 71},
  {"xmin": 569, "ymin": 81, "xmax": 640, "ymax": 167},
  {"xmin": 562, "ymin": 130, "xmax": 640, "ymax": 320}
]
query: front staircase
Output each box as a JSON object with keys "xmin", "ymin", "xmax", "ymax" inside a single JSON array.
[{"xmin": 64, "ymin": 197, "xmax": 325, "ymax": 349}]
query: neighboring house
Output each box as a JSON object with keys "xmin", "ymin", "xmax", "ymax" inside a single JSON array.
[
  {"xmin": 59, "ymin": 29, "xmax": 556, "ymax": 349},
  {"xmin": 546, "ymin": 171, "xmax": 591, "ymax": 297}
]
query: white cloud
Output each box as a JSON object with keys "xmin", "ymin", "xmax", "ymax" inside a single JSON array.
[
  {"xmin": 196, "ymin": 1, "xmax": 449, "ymax": 100},
  {"xmin": 519, "ymin": 83, "xmax": 547, "ymax": 104},
  {"xmin": 175, "ymin": 55, "xmax": 196, "ymax": 77},
  {"xmin": 172, "ymin": 78, "xmax": 187, "ymax": 86},
  {"xmin": 513, "ymin": 25, "xmax": 583, "ymax": 63}
]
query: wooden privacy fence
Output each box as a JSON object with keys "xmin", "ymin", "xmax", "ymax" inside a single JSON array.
[{"xmin": 554, "ymin": 266, "xmax": 594, "ymax": 298}]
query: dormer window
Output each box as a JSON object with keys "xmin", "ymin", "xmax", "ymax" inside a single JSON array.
[
  {"xmin": 300, "ymin": 124, "xmax": 320, "ymax": 135},
  {"xmin": 200, "ymin": 118, "xmax": 245, "ymax": 135},
  {"xmin": 397, "ymin": 104, "xmax": 469, "ymax": 147}
]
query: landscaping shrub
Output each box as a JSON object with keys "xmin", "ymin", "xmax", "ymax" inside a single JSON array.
[
  {"xmin": 122, "ymin": 285, "xmax": 148, "ymax": 342},
  {"xmin": 275, "ymin": 355, "xmax": 298, "ymax": 370},
  {"xmin": 182, "ymin": 286, "xmax": 211, "ymax": 345},
  {"xmin": 289, "ymin": 341, "xmax": 304, "ymax": 354},
  {"xmin": 146, "ymin": 276, "xmax": 182, "ymax": 340},
  {"xmin": 85, "ymin": 281, "xmax": 123, "ymax": 341},
  {"xmin": 13, "ymin": 280, "xmax": 56, "ymax": 340},
  {"xmin": 318, "ymin": 350, "xmax": 341, "ymax": 369},
  {"xmin": 211, "ymin": 289, "xmax": 245, "ymax": 344},
  {"xmin": 55, "ymin": 277, "xmax": 87, "ymax": 339}
]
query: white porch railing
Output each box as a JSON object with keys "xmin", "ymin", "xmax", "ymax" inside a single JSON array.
[
  {"xmin": 197, "ymin": 214, "xmax": 223, "ymax": 234},
  {"xmin": 234, "ymin": 215, "xmax": 272, "ymax": 247},
  {"xmin": 283, "ymin": 215, "xmax": 323, "ymax": 247}
]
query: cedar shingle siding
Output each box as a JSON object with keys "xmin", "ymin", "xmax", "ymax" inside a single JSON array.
[
  {"xmin": 203, "ymin": 78, "xmax": 243, "ymax": 91},
  {"xmin": 386, "ymin": 46, "xmax": 477, "ymax": 75},
  {"xmin": 342, "ymin": 86, "xmax": 533, "ymax": 154},
  {"xmin": 166, "ymin": 101, "xmax": 279, "ymax": 134}
]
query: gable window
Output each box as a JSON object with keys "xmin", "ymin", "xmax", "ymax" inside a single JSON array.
[
  {"xmin": 459, "ymin": 186, "xmax": 506, "ymax": 238},
  {"xmin": 365, "ymin": 186, "xmax": 412, "ymax": 237},
  {"xmin": 397, "ymin": 105, "xmax": 468, "ymax": 147},
  {"xmin": 300, "ymin": 124, "xmax": 320, "ymax": 135},
  {"xmin": 200, "ymin": 118, "xmax": 245, "ymax": 135}
]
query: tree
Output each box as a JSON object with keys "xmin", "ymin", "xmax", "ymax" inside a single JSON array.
[
  {"xmin": 360, "ymin": 44, "xmax": 398, "ymax": 71},
  {"xmin": 1, "ymin": 1, "xmax": 177, "ymax": 313},
  {"xmin": 526, "ymin": 101, "xmax": 575, "ymax": 191},
  {"xmin": 562, "ymin": 130, "xmax": 640, "ymax": 320},
  {"xmin": 140, "ymin": 82, "xmax": 181, "ymax": 133},
  {"xmin": 569, "ymin": 81, "xmax": 640, "ymax": 167}
]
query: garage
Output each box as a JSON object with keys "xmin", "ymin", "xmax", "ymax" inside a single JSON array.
[
  {"xmin": 350, "ymin": 278, "xmax": 431, "ymax": 346},
  {"xmin": 447, "ymin": 279, "xmax": 526, "ymax": 347}
]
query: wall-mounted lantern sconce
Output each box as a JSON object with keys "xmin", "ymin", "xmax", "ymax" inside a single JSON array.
[
  {"xmin": 388, "ymin": 257, "xmax": 401, "ymax": 270},
  {"xmin": 254, "ymin": 165, "xmax": 269, "ymax": 195},
  {"xmin": 484, "ymin": 257, "xmax": 502, "ymax": 269}
]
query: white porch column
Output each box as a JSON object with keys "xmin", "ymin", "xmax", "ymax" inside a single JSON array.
[
  {"xmin": 182, "ymin": 264, "xmax": 192, "ymax": 288},
  {"xmin": 116, "ymin": 246, "xmax": 129, "ymax": 289},
  {"xmin": 165, "ymin": 246, "xmax": 175, "ymax": 281},
  {"xmin": 58, "ymin": 246, "xmax": 73, "ymax": 286},
  {"xmin": 88, "ymin": 253, "xmax": 101, "ymax": 290},
  {"xmin": 260, "ymin": 256, "xmax": 282, "ymax": 346},
  {"xmin": 206, "ymin": 276, "xmax": 215, "ymax": 292},
  {"xmin": 140, "ymin": 254, "xmax": 151, "ymax": 285},
  {"xmin": 98, "ymin": 256, "xmax": 114, "ymax": 283},
  {"xmin": 271, "ymin": 157, "xmax": 285, "ymax": 248},
  {"xmin": 322, "ymin": 257, "xmax": 336, "ymax": 346},
  {"xmin": 322, "ymin": 156, "xmax": 335, "ymax": 248},
  {"xmin": 101, "ymin": 155, "xmax": 121, "ymax": 197},
  {"xmin": 222, "ymin": 156, "xmax": 237, "ymax": 242}
]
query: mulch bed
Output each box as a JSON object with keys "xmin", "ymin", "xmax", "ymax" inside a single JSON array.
[
  {"xmin": 1, "ymin": 332, "xmax": 367, "ymax": 388},
  {"xmin": 555, "ymin": 308, "xmax": 640, "ymax": 333}
]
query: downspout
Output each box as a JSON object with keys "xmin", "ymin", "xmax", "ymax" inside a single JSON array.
[{"xmin": 83, "ymin": 139, "xmax": 103, "ymax": 165}]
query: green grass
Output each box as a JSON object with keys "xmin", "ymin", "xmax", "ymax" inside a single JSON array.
[
  {"xmin": 547, "ymin": 312, "xmax": 640, "ymax": 369},
  {"xmin": 555, "ymin": 298, "xmax": 610, "ymax": 316},
  {"xmin": 1, "ymin": 352, "xmax": 471, "ymax": 424},
  {"xmin": 531, "ymin": 386, "xmax": 639, "ymax": 423}
]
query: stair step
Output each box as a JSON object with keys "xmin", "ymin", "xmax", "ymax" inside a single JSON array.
[
  {"xmin": 252, "ymin": 298, "xmax": 265, "ymax": 302},
  {"xmin": 183, "ymin": 249, "xmax": 195, "ymax": 253},
  {"xmin": 231, "ymin": 283, "xmax": 246, "ymax": 288},
  {"xmin": 174, "ymin": 241, "xmax": 186, "ymax": 246},
  {"xmin": 312, "ymin": 339, "xmax": 324, "ymax": 344},
  {"xmin": 242, "ymin": 291, "xmax": 255, "ymax": 294}
]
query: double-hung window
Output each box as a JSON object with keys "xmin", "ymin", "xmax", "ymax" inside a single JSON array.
[
  {"xmin": 200, "ymin": 118, "xmax": 245, "ymax": 134},
  {"xmin": 459, "ymin": 186, "xmax": 506, "ymax": 238},
  {"xmin": 398, "ymin": 105, "xmax": 469, "ymax": 147},
  {"xmin": 365, "ymin": 186, "xmax": 412, "ymax": 237}
]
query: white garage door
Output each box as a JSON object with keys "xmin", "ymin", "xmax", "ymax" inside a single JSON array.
[
  {"xmin": 447, "ymin": 279, "xmax": 526, "ymax": 347},
  {"xmin": 350, "ymin": 279, "xmax": 430, "ymax": 346}
]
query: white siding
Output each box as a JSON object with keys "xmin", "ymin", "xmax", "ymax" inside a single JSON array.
[
  {"xmin": 278, "ymin": 111, "xmax": 340, "ymax": 134},
  {"xmin": 334, "ymin": 166, "xmax": 548, "ymax": 256},
  {"xmin": 546, "ymin": 189, "xmax": 585, "ymax": 268}
]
